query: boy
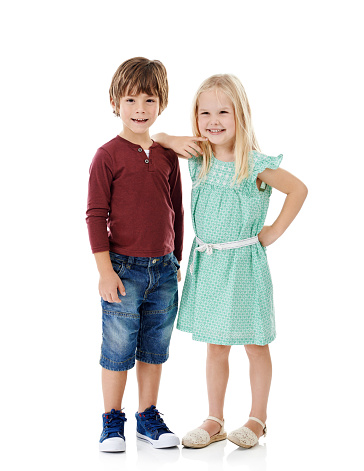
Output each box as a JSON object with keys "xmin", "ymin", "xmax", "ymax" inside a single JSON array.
[{"xmin": 86, "ymin": 57, "xmax": 183, "ymax": 452}]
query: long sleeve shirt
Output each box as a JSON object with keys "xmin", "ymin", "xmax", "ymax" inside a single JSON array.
[{"xmin": 86, "ymin": 135, "xmax": 184, "ymax": 260}]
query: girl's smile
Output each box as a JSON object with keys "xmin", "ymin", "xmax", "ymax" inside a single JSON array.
[{"xmin": 207, "ymin": 128, "xmax": 225, "ymax": 135}]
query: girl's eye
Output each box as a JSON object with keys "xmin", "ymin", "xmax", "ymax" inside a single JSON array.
[
  {"xmin": 200, "ymin": 112, "xmax": 209, "ymax": 115},
  {"xmin": 220, "ymin": 110, "xmax": 228, "ymax": 114}
]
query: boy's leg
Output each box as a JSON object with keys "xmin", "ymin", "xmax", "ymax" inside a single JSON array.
[
  {"xmin": 98, "ymin": 253, "xmax": 145, "ymax": 452},
  {"xmin": 100, "ymin": 252, "xmax": 144, "ymax": 409},
  {"xmin": 134, "ymin": 253, "xmax": 179, "ymax": 448},
  {"xmin": 135, "ymin": 253, "xmax": 179, "ymax": 399},
  {"xmin": 136, "ymin": 361, "xmax": 162, "ymax": 412},
  {"xmin": 102, "ymin": 368, "xmax": 128, "ymax": 412}
]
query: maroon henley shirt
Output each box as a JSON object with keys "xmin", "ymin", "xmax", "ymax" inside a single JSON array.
[{"xmin": 86, "ymin": 135, "xmax": 184, "ymax": 260}]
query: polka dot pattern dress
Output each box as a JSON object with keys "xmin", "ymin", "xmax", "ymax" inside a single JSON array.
[{"xmin": 177, "ymin": 151, "xmax": 283, "ymax": 345}]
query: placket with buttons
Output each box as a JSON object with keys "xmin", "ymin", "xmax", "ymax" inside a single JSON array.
[{"xmin": 137, "ymin": 147, "xmax": 154, "ymax": 172}]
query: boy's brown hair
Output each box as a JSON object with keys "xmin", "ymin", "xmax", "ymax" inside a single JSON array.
[{"xmin": 109, "ymin": 57, "xmax": 168, "ymax": 116}]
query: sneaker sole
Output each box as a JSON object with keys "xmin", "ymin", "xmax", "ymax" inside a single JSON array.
[
  {"xmin": 99, "ymin": 437, "xmax": 126, "ymax": 452},
  {"xmin": 136, "ymin": 432, "xmax": 180, "ymax": 448}
]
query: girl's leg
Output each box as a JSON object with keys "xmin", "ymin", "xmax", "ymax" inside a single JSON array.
[
  {"xmin": 243, "ymin": 344, "xmax": 272, "ymax": 436},
  {"xmin": 199, "ymin": 343, "xmax": 231, "ymax": 436},
  {"xmin": 102, "ymin": 367, "xmax": 128, "ymax": 412}
]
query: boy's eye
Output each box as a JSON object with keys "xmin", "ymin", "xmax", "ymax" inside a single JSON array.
[
  {"xmin": 126, "ymin": 98, "xmax": 135, "ymax": 103},
  {"xmin": 146, "ymin": 99, "xmax": 155, "ymax": 103}
]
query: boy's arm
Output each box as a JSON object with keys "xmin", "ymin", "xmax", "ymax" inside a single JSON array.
[
  {"xmin": 153, "ymin": 133, "xmax": 206, "ymax": 159},
  {"xmin": 86, "ymin": 148, "xmax": 126, "ymax": 300},
  {"xmin": 86, "ymin": 148, "xmax": 113, "ymax": 253},
  {"xmin": 168, "ymin": 152, "xmax": 184, "ymax": 266}
]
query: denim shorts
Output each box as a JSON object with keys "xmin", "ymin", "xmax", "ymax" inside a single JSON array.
[{"xmin": 100, "ymin": 251, "xmax": 180, "ymax": 371}]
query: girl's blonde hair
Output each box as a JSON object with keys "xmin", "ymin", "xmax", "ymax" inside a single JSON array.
[{"xmin": 191, "ymin": 74, "xmax": 260, "ymax": 184}]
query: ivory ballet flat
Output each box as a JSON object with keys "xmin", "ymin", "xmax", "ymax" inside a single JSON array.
[
  {"xmin": 227, "ymin": 417, "xmax": 267, "ymax": 448},
  {"xmin": 182, "ymin": 416, "xmax": 227, "ymax": 448}
]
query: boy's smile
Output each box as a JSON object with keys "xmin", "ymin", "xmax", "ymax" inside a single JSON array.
[{"xmin": 131, "ymin": 118, "xmax": 148, "ymax": 123}]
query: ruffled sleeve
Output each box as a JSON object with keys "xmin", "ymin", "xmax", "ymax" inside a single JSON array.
[
  {"xmin": 188, "ymin": 155, "xmax": 203, "ymax": 184},
  {"xmin": 248, "ymin": 151, "xmax": 283, "ymax": 195}
]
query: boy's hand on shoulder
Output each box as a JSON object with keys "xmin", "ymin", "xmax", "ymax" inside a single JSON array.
[
  {"xmin": 258, "ymin": 226, "xmax": 280, "ymax": 247},
  {"xmin": 99, "ymin": 271, "xmax": 126, "ymax": 303},
  {"xmin": 152, "ymin": 133, "xmax": 207, "ymax": 159},
  {"xmin": 170, "ymin": 136, "xmax": 207, "ymax": 159}
]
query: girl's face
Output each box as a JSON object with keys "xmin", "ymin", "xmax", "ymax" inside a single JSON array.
[{"xmin": 197, "ymin": 88, "xmax": 236, "ymax": 150}]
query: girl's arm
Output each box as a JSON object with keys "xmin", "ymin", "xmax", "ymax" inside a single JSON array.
[
  {"xmin": 257, "ymin": 168, "xmax": 308, "ymax": 247},
  {"xmin": 152, "ymin": 133, "xmax": 207, "ymax": 159}
]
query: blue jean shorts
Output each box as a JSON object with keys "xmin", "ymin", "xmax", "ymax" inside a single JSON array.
[{"xmin": 100, "ymin": 251, "xmax": 180, "ymax": 371}]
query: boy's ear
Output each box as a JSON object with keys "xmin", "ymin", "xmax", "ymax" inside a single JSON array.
[{"xmin": 110, "ymin": 98, "xmax": 118, "ymax": 114}]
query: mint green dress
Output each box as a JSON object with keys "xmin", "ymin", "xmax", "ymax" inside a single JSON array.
[{"xmin": 176, "ymin": 151, "xmax": 283, "ymax": 345}]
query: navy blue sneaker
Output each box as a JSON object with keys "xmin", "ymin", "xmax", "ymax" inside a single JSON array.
[
  {"xmin": 135, "ymin": 405, "xmax": 180, "ymax": 448},
  {"xmin": 99, "ymin": 409, "xmax": 127, "ymax": 452}
]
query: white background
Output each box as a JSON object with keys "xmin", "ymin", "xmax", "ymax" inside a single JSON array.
[{"xmin": 1, "ymin": 1, "xmax": 363, "ymax": 469}]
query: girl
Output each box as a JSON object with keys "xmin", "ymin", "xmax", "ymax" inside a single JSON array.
[{"xmin": 154, "ymin": 74, "xmax": 307, "ymax": 449}]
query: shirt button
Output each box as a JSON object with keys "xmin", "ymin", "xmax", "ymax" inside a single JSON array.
[
  {"xmin": 145, "ymin": 159, "xmax": 149, "ymax": 164},
  {"xmin": 138, "ymin": 148, "xmax": 143, "ymax": 152}
]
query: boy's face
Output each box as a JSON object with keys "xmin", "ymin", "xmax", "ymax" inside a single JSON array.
[{"xmin": 115, "ymin": 92, "xmax": 160, "ymax": 136}]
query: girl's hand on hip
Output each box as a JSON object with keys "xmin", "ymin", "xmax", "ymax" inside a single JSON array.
[
  {"xmin": 177, "ymin": 267, "xmax": 182, "ymax": 282},
  {"xmin": 258, "ymin": 226, "xmax": 279, "ymax": 247}
]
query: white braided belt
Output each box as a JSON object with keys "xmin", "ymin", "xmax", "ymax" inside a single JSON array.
[{"xmin": 190, "ymin": 235, "xmax": 260, "ymax": 274}]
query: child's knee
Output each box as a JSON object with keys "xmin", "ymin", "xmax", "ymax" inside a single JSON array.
[
  {"xmin": 244, "ymin": 344, "xmax": 270, "ymax": 358},
  {"xmin": 207, "ymin": 343, "xmax": 231, "ymax": 358}
]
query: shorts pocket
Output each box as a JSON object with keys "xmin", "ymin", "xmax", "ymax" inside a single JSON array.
[
  {"xmin": 169, "ymin": 254, "xmax": 180, "ymax": 273},
  {"xmin": 109, "ymin": 256, "xmax": 126, "ymax": 277}
]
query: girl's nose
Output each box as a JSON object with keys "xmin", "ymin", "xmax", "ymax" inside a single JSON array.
[{"xmin": 209, "ymin": 116, "xmax": 220, "ymax": 125}]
